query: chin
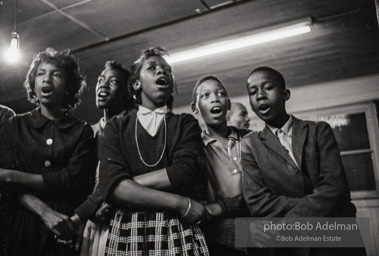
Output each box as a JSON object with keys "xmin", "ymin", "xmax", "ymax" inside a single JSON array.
[
  {"xmin": 258, "ymin": 115, "xmax": 273, "ymax": 124},
  {"xmin": 97, "ymin": 103, "xmax": 106, "ymax": 108}
]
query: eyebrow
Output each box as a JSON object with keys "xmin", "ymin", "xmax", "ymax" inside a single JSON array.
[{"xmin": 37, "ymin": 67, "xmax": 63, "ymax": 72}]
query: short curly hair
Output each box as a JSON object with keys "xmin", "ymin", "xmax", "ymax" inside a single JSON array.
[
  {"xmin": 23, "ymin": 48, "xmax": 86, "ymax": 110},
  {"xmin": 128, "ymin": 46, "xmax": 176, "ymax": 110},
  {"xmin": 248, "ymin": 66, "xmax": 286, "ymax": 90}
]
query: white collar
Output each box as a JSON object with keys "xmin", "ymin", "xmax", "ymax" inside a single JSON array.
[
  {"xmin": 137, "ymin": 105, "xmax": 168, "ymax": 136},
  {"xmin": 267, "ymin": 115, "xmax": 293, "ymax": 136},
  {"xmin": 137, "ymin": 105, "xmax": 168, "ymax": 115}
]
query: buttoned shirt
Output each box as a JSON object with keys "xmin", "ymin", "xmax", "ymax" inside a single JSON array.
[
  {"xmin": 0, "ymin": 108, "xmax": 95, "ymax": 207},
  {"xmin": 267, "ymin": 115, "xmax": 299, "ymax": 167},
  {"xmin": 137, "ymin": 105, "xmax": 168, "ymax": 136},
  {"xmin": 202, "ymin": 127, "xmax": 248, "ymax": 201}
]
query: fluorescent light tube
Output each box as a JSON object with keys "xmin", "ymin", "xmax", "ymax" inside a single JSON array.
[{"xmin": 166, "ymin": 17, "xmax": 312, "ymax": 64}]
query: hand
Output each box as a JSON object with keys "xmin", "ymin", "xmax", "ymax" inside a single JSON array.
[
  {"xmin": 204, "ymin": 203, "xmax": 222, "ymax": 219},
  {"xmin": 95, "ymin": 203, "xmax": 114, "ymax": 224},
  {"xmin": 40, "ymin": 207, "xmax": 75, "ymax": 241},
  {"xmin": 0, "ymin": 168, "xmax": 15, "ymax": 184},
  {"xmin": 179, "ymin": 197, "xmax": 207, "ymax": 224},
  {"xmin": 70, "ymin": 214, "xmax": 85, "ymax": 251}
]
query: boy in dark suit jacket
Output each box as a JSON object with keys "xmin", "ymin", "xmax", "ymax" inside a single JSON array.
[{"xmin": 241, "ymin": 67, "xmax": 366, "ymax": 256}]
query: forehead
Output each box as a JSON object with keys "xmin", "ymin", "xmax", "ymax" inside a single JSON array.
[
  {"xmin": 101, "ymin": 68, "xmax": 121, "ymax": 77},
  {"xmin": 247, "ymin": 71, "xmax": 274, "ymax": 84},
  {"xmin": 143, "ymin": 55, "xmax": 170, "ymax": 67},
  {"xmin": 37, "ymin": 61, "xmax": 62, "ymax": 71},
  {"xmin": 197, "ymin": 79, "xmax": 225, "ymax": 92}
]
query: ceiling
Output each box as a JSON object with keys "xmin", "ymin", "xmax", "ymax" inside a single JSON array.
[{"xmin": 0, "ymin": 0, "xmax": 378, "ymax": 123}]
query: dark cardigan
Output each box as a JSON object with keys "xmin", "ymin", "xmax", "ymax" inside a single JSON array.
[{"xmin": 99, "ymin": 111, "xmax": 206, "ymax": 206}]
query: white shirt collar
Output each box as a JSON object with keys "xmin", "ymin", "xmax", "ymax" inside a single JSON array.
[
  {"xmin": 137, "ymin": 105, "xmax": 168, "ymax": 115},
  {"xmin": 137, "ymin": 105, "xmax": 168, "ymax": 136},
  {"xmin": 100, "ymin": 117, "xmax": 106, "ymax": 129},
  {"xmin": 267, "ymin": 115, "xmax": 293, "ymax": 136}
]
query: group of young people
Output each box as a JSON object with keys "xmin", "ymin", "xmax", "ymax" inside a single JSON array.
[{"xmin": 0, "ymin": 46, "xmax": 365, "ymax": 256}]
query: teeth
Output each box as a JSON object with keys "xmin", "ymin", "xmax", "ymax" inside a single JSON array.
[
  {"xmin": 98, "ymin": 92, "xmax": 108, "ymax": 97},
  {"xmin": 210, "ymin": 106, "xmax": 223, "ymax": 114}
]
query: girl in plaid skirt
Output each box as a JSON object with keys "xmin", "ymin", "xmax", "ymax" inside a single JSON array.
[{"xmin": 98, "ymin": 47, "xmax": 209, "ymax": 256}]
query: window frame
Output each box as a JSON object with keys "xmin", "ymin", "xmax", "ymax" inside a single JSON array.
[{"xmin": 294, "ymin": 102, "xmax": 379, "ymax": 199}]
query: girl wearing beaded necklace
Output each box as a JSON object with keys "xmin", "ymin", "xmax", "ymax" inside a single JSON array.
[{"xmin": 98, "ymin": 47, "xmax": 209, "ymax": 255}]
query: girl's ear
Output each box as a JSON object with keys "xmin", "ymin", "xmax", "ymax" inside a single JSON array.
[
  {"xmin": 227, "ymin": 99, "xmax": 231, "ymax": 111},
  {"xmin": 191, "ymin": 102, "xmax": 199, "ymax": 114},
  {"xmin": 132, "ymin": 80, "xmax": 141, "ymax": 91},
  {"xmin": 283, "ymin": 88, "xmax": 291, "ymax": 101}
]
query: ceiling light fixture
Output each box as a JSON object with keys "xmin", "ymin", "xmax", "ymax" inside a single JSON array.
[
  {"xmin": 165, "ymin": 17, "xmax": 313, "ymax": 64},
  {"xmin": 5, "ymin": 0, "xmax": 21, "ymax": 63}
]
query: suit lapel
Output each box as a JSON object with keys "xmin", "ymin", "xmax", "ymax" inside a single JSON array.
[
  {"xmin": 292, "ymin": 117, "xmax": 308, "ymax": 169},
  {"xmin": 260, "ymin": 127, "xmax": 298, "ymax": 169}
]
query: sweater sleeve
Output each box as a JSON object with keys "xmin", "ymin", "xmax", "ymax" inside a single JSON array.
[
  {"xmin": 165, "ymin": 114, "xmax": 204, "ymax": 195},
  {"xmin": 74, "ymin": 186, "xmax": 104, "ymax": 220},
  {"xmin": 98, "ymin": 117, "xmax": 132, "ymax": 202},
  {"xmin": 0, "ymin": 117, "xmax": 17, "ymax": 168}
]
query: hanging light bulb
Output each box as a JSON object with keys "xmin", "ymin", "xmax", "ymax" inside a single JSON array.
[
  {"xmin": 5, "ymin": 32, "xmax": 20, "ymax": 63},
  {"xmin": 5, "ymin": 0, "xmax": 21, "ymax": 63}
]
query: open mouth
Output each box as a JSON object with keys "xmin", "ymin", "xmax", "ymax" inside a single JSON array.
[
  {"xmin": 41, "ymin": 87, "xmax": 53, "ymax": 96},
  {"xmin": 258, "ymin": 104, "xmax": 270, "ymax": 114},
  {"xmin": 97, "ymin": 90, "xmax": 110, "ymax": 98},
  {"xmin": 210, "ymin": 106, "xmax": 223, "ymax": 115},
  {"xmin": 156, "ymin": 77, "xmax": 169, "ymax": 88}
]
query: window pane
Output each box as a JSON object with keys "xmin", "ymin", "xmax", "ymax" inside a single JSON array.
[
  {"xmin": 319, "ymin": 112, "xmax": 370, "ymax": 151},
  {"xmin": 342, "ymin": 153, "xmax": 376, "ymax": 191}
]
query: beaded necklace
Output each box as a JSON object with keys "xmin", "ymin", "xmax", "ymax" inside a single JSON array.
[{"xmin": 135, "ymin": 115, "xmax": 167, "ymax": 167}]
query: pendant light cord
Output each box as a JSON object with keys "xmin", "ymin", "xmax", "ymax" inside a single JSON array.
[{"xmin": 14, "ymin": 0, "xmax": 18, "ymax": 32}]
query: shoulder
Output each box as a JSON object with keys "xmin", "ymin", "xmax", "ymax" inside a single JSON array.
[
  {"xmin": 233, "ymin": 127, "xmax": 251, "ymax": 138},
  {"xmin": 91, "ymin": 121, "xmax": 101, "ymax": 133},
  {"xmin": 66, "ymin": 113, "xmax": 91, "ymax": 128},
  {"xmin": 167, "ymin": 112, "xmax": 200, "ymax": 127},
  {"xmin": 103, "ymin": 112, "xmax": 137, "ymax": 137},
  {"xmin": 9, "ymin": 110, "xmax": 34, "ymax": 124},
  {"xmin": 293, "ymin": 116, "xmax": 332, "ymax": 133},
  {"xmin": 110, "ymin": 111, "xmax": 136, "ymax": 126},
  {"xmin": 243, "ymin": 129, "xmax": 260, "ymax": 140},
  {"xmin": 168, "ymin": 112, "xmax": 197, "ymax": 122},
  {"xmin": 64, "ymin": 116, "xmax": 94, "ymax": 140},
  {"xmin": 0, "ymin": 105, "xmax": 15, "ymax": 118}
]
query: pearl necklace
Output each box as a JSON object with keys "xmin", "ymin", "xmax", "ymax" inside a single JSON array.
[{"xmin": 135, "ymin": 115, "xmax": 167, "ymax": 167}]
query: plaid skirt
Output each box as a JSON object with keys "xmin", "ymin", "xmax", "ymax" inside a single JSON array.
[{"xmin": 105, "ymin": 210, "xmax": 209, "ymax": 256}]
